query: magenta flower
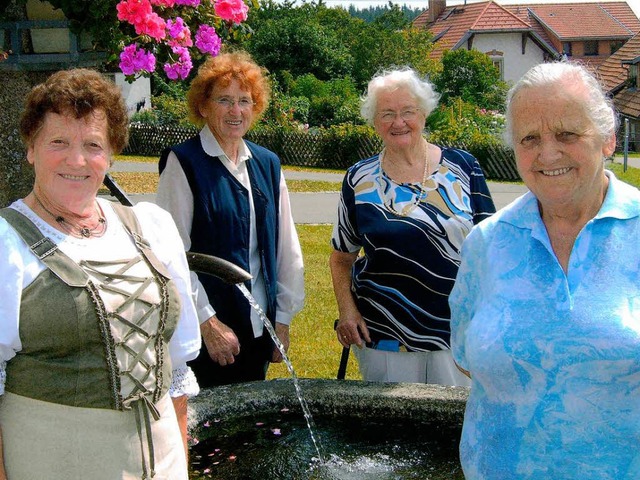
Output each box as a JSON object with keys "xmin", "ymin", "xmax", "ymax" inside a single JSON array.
[
  {"xmin": 119, "ymin": 43, "xmax": 156, "ymax": 76},
  {"xmin": 214, "ymin": 0, "xmax": 248, "ymax": 24},
  {"xmin": 166, "ymin": 17, "xmax": 193, "ymax": 47},
  {"xmin": 195, "ymin": 24, "xmax": 221, "ymax": 56},
  {"xmin": 163, "ymin": 46, "xmax": 193, "ymax": 80},
  {"xmin": 117, "ymin": 0, "xmax": 247, "ymax": 81}
]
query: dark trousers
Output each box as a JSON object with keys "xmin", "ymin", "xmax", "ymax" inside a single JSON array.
[{"xmin": 189, "ymin": 333, "xmax": 273, "ymax": 387}]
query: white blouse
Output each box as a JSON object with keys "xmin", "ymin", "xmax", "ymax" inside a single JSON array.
[{"xmin": 0, "ymin": 199, "xmax": 201, "ymax": 397}]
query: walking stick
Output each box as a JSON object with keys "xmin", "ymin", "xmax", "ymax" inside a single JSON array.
[{"xmin": 334, "ymin": 319, "xmax": 350, "ymax": 380}]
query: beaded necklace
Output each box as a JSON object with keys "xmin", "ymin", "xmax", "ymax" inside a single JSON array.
[
  {"xmin": 33, "ymin": 191, "xmax": 107, "ymax": 239},
  {"xmin": 379, "ymin": 142, "xmax": 432, "ymax": 217}
]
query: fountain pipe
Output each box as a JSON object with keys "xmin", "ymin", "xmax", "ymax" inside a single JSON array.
[{"xmin": 103, "ymin": 173, "xmax": 252, "ymax": 285}]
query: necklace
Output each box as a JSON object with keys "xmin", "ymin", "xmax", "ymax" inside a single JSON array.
[
  {"xmin": 379, "ymin": 141, "xmax": 433, "ymax": 217},
  {"xmin": 32, "ymin": 191, "xmax": 107, "ymax": 239}
]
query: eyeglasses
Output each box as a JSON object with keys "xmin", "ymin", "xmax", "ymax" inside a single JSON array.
[
  {"xmin": 377, "ymin": 108, "xmax": 422, "ymax": 124},
  {"xmin": 213, "ymin": 97, "xmax": 255, "ymax": 110}
]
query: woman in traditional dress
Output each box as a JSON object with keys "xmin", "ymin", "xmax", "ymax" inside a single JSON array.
[{"xmin": 0, "ymin": 68, "xmax": 201, "ymax": 479}]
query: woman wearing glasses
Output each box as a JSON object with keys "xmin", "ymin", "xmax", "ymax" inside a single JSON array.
[
  {"xmin": 330, "ymin": 67, "xmax": 495, "ymax": 385},
  {"xmin": 157, "ymin": 51, "xmax": 304, "ymax": 386}
]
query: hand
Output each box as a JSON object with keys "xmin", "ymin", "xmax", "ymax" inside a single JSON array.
[
  {"xmin": 335, "ymin": 311, "xmax": 370, "ymax": 349},
  {"xmin": 200, "ymin": 315, "xmax": 241, "ymax": 366},
  {"xmin": 271, "ymin": 323, "xmax": 290, "ymax": 363}
]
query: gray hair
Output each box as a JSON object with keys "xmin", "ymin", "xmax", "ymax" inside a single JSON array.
[
  {"xmin": 504, "ymin": 62, "xmax": 617, "ymax": 148},
  {"xmin": 360, "ymin": 67, "xmax": 440, "ymax": 125}
]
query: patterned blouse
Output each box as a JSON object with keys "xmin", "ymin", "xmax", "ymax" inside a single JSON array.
[{"xmin": 331, "ymin": 147, "xmax": 495, "ymax": 351}]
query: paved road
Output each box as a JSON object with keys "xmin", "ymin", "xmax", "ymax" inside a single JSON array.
[{"xmin": 108, "ymin": 161, "xmax": 529, "ymax": 224}]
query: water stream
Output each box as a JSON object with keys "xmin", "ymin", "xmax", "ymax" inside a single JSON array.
[{"xmin": 236, "ymin": 283, "xmax": 325, "ymax": 463}]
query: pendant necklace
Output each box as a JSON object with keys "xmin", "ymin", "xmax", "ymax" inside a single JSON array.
[
  {"xmin": 32, "ymin": 191, "xmax": 107, "ymax": 239},
  {"xmin": 379, "ymin": 141, "xmax": 433, "ymax": 217}
]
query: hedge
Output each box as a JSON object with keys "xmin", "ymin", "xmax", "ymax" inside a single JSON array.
[{"xmin": 123, "ymin": 122, "xmax": 520, "ymax": 181}]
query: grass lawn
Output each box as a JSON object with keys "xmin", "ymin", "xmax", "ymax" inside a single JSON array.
[{"xmin": 267, "ymin": 224, "xmax": 361, "ymax": 380}]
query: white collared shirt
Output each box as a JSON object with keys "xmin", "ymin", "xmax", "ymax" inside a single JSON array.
[{"xmin": 156, "ymin": 126, "xmax": 304, "ymax": 337}]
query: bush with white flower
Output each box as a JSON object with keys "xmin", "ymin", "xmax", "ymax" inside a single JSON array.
[{"xmin": 116, "ymin": 0, "xmax": 251, "ymax": 81}]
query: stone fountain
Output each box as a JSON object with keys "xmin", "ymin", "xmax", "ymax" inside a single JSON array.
[{"xmin": 187, "ymin": 379, "xmax": 469, "ymax": 479}]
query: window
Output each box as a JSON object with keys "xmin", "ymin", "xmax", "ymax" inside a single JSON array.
[
  {"xmin": 562, "ymin": 42, "xmax": 572, "ymax": 56},
  {"xmin": 611, "ymin": 41, "xmax": 625, "ymax": 55},
  {"xmin": 584, "ymin": 41, "xmax": 598, "ymax": 56},
  {"xmin": 630, "ymin": 65, "xmax": 639, "ymax": 89},
  {"xmin": 492, "ymin": 58, "xmax": 504, "ymax": 80}
]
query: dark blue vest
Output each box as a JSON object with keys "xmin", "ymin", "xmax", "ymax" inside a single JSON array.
[{"xmin": 159, "ymin": 136, "xmax": 281, "ymax": 343}]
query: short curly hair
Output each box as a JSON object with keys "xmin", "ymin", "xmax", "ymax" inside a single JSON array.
[
  {"xmin": 187, "ymin": 51, "xmax": 270, "ymax": 127},
  {"xmin": 360, "ymin": 67, "xmax": 440, "ymax": 126},
  {"xmin": 20, "ymin": 68, "xmax": 129, "ymax": 154}
]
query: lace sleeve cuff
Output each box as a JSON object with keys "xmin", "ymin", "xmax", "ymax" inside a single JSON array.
[
  {"xmin": 0, "ymin": 360, "xmax": 6, "ymax": 396},
  {"xmin": 170, "ymin": 364, "xmax": 200, "ymax": 398}
]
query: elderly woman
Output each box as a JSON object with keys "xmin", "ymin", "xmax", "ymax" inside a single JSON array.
[
  {"xmin": 157, "ymin": 51, "xmax": 304, "ymax": 387},
  {"xmin": 0, "ymin": 69, "xmax": 201, "ymax": 479},
  {"xmin": 330, "ymin": 67, "xmax": 495, "ymax": 385},
  {"xmin": 450, "ymin": 62, "xmax": 640, "ymax": 478}
]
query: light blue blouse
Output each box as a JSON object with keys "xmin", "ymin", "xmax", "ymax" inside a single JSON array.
[{"xmin": 450, "ymin": 171, "xmax": 640, "ymax": 479}]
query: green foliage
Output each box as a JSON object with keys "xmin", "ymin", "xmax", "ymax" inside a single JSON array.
[
  {"xmin": 258, "ymin": 81, "xmax": 310, "ymax": 131},
  {"xmin": 130, "ymin": 94, "xmax": 191, "ymax": 127},
  {"xmin": 319, "ymin": 124, "xmax": 382, "ymax": 167},
  {"xmin": 433, "ymin": 49, "xmax": 509, "ymax": 111},
  {"xmin": 246, "ymin": 4, "xmax": 353, "ymax": 81},
  {"xmin": 347, "ymin": 3, "xmax": 423, "ymax": 23},
  {"xmin": 427, "ymin": 97, "xmax": 505, "ymax": 167},
  {"xmin": 287, "ymin": 74, "xmax": 362, "ymax": 128},
  {"xmin": 245, "ymin": 1, "xmax": 436, "ymax": 91}
]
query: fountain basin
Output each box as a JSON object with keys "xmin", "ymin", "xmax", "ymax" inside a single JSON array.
[{"xmin": 188, "ymin": 379, "xmax": 469, "ymax": 479}]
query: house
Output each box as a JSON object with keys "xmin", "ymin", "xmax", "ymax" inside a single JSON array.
[
  {"xmin": 414, "ymin": 0, "xmax": 640, "ymax": 83},
  {"xmin": 598, "ymin": 32, "xmax": 640, "ymax": 150}
]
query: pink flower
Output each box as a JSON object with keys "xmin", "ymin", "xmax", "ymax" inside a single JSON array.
[
  {"xmin": 135, "ymin": 11, "xmax": 167, "ymax": 40},
  {"xmin": 163, "ymin": 46, "xmax": 193, "ymax": 80},
  {"xmin": 119, "ymin": 43, "xmax": 156, "ymax": 76},
  {"xmin": 195, "ymin": 24, "xmax": 221, "ymax": 56},
  {"xmin": 175, "ymin": 0, "xmax": 201, "ymax": 5},
  {"xmin": 214, "ymin": 0, "xmax": 248, "ymax": 24},
  {"xmin": 166, "ymin": 17, "xmax": 193, "ymax": 47},
  {"xmin": 117, "ymin": 0, "xmax": 153, "ymax": 25},
  {"xmin": 150, "ymin": 0, "xmax": 176, "ymax": 6}
]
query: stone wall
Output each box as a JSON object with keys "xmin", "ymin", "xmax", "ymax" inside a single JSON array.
[{"xmin": 0, "ymin": 71, "xmax": 51, "ymax": 207}]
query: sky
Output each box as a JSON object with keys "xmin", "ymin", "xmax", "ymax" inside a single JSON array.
[{"xmin": 311, "ymin": 0, "xmax": 640, "ymax": 18}]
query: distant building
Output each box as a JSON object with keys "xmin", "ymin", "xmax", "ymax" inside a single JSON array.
[
  {"xmin": 598, "ymin": 32, "xmax": 640, "ymax": 151},
  {"xmin": 414, "ymin": 0, "xmax": 640, "ymax": 83}
]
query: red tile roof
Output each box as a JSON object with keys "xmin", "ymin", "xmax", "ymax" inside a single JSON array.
[
  {"xmin": 598, "ymin": 32, "xmax": 640, "ymax": 91},
  {"xmin": 525, "ymin": 2, "xmax": 639, "ymax": 40},
  {"xmin": 414, "ymin": 1, "xmax": 533, "ymax": 59},
  {"xmin": 414, "ymin": 1, "xmax": 640, "ymax": 59},
  {"xmin": 613, "ymin": 88, "xmax": 640, "ymax": 119}
]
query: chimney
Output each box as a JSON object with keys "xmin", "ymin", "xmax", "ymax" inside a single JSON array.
[{"xmin": 428, "ymin": 0, "xmax": 447, "ymax": 22}]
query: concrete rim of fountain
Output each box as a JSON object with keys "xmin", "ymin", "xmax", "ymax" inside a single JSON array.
[{"xmin": 188, "ymin": 378, "xmax": 469, "ymax": 432}]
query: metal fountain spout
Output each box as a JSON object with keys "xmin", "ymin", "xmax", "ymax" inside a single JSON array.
[{"xmin": 186, "ymin": 251, "xmax": 252, "ymax": 285}]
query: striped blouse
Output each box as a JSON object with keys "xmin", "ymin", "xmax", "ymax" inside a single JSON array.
[{"xmin": 331, "ymin": 147, "xmax": 495, "ymax": 351}]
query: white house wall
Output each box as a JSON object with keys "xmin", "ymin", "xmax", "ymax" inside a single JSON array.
[{"xmin": 470, "ymin": 32, "xmax": 547, "ymax": 84}]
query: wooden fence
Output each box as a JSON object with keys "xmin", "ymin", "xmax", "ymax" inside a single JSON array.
[{"xmin": 124, "ymin": 123, "xmax": 520, "ymax": 181}]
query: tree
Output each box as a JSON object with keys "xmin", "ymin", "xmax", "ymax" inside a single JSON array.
[
  {"xmin": 246, "ymin": 3, "xmax": 353, "ymax": 81},
  {"xmin": 433, "ymin": 49, "xmax": 508, "ymax": 111}
]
